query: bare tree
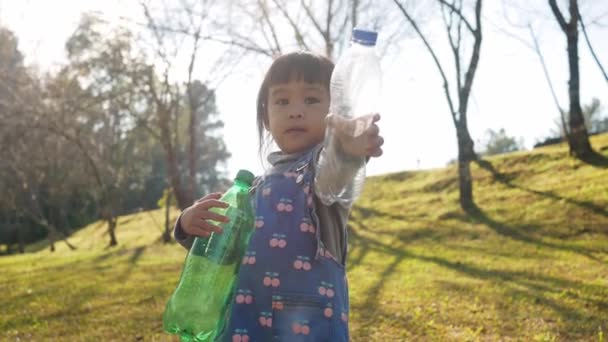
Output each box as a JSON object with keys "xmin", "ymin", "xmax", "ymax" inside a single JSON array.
[
  {"xmin": 578, "ymin": 10, "xmax": 608, "ymax": 86},
  {"xmin": 393, "ymin": 0, "xmax": 482, "ymax": 210},
  {"xmin": 221, "ymin": 0, "xmax": 399, "ymax": 60},
  {"xmin": 140, "ymin": 0, "xmax": 233, "ymax": 213},
  {"xmin": 528, "ymin": 24, "xmax": 569, "ymax": 139},
  {"xmin": 548, "ymin": 0, "xmax": 594, "ymax": 159}
]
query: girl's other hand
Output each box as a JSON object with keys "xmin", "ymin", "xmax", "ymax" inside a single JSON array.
[
  {"xmin": 328, "ymin": 113, "xmax": 384, "ymax": 158},
  {"xmin": 180, "ymin": 193, "xmax": 230, "ymax": 238}
]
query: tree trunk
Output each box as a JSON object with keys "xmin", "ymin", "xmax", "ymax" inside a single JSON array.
[
  {"xmin": 188, "ymin": 93, "xmax": 198, "ymax": 206},
  {"xmin": 107, "ymin": 217, "xmax": 118, "ymax": 247},
  {"xmin": 60, "ymin": 209, "xmax": 77, "ymax": 250},
  {"xmin": 163, "ymin": 191, "xmax": 173, "ymax": 243},
  {"xmin": 167, "ymin": 143, "xmax": 190, "ymax": 210},
  {"xmin": 457, "ymin": 158, "xmax": 474, "ymax": 210},
  {"xmin": 45, "ymin": 226, "xmax": 57, "ymax": 252},
  {"xmin": 17, "ymin": 226, "xmax": 25, "ymax": 254},
  {"xmin": 549, "ymin": 0, "xmax": 594, "ymax": 158},
  {"xmin": 565, "ymin": 18, "xmax": 593, "ymax": 158},
  {"xmin": 158, "ymin": 106, "xmax": 191, "ymax": 210},
  {"xmin": 456, "ymin": 122, "xmax": 476, "ymax": 210},
  {"xmin": 47, "ymin": 213, "xmax": 57, "ymax": 252}
]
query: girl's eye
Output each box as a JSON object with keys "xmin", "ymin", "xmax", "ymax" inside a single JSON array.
[
  {"xmin": 275, "ymin": 98, "xmax": 289, "ymax": 105},
  {"xmin": 305, "ymin": 97, "xmax": 320, "ymax": 104}
]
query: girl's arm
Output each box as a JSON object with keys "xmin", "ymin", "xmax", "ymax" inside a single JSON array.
[
  {"xmin": 314, "ymin": 113, "xmax": 383, "ymax": 207},
  {"xmin": 174, "ymin": 212, "xmax": 194, "ymax": 249}
]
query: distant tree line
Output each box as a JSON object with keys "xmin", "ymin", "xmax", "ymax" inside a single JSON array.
[
  {"xmin": 1, "ymin": 0, "xmax": 607, "ymax": 253},
  {"xmin": 0, "ymin": 17, "xmax": 230, "ymax": 252}
]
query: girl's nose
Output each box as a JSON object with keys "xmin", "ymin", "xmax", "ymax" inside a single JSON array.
[
  {"xmin": 289, "ymin": 105, "xmax": 304, "ymax": 119},
  {"xmin": 288, "ymin": 111, "xmax": 304, "ymax": 119}
]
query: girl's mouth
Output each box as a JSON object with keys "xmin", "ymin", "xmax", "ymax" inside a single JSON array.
[{"xmin": 285, "ymin": 127, "xmax": 307, "ymax": 134}]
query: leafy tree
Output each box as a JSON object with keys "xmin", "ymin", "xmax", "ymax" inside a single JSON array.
[
  {"xmin": 181, "ymin": 80, "xmax": 231, "ymax": 197},
  {"xmin": 480, "ymin": 128, "xmax": 524, "ymax": 156},
  {"xmin": 61, "ymin": 13, "xmax": 230, "ymax": 243}
]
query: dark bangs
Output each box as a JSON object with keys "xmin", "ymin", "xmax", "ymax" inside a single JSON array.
[
  {"xmin": 256, "ymin": 52, "xmax": 334, "ymax": 155},
  {"xmin": 265, "ymin": 52, "xmax": 334, "ymax": 89}
]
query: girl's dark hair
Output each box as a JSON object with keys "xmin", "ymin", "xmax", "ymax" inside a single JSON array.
[{"xmin": 256, "ymin": 51, "xmax": 334, "ymax": 155}]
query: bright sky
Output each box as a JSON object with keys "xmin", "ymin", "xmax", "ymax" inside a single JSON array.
[{"xmin": 1, "ymin": 0, "xmax": 607, "ymax": 178}]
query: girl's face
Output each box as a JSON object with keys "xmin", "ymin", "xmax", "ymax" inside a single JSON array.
[{"xmin": 266, "ymin": 79, "xmax": 329, "ymax": 154}]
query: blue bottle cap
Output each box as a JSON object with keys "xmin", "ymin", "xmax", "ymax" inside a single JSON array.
[{"xmin": 352, "ymin": 28, "xmax": 378, "ymax": 46}]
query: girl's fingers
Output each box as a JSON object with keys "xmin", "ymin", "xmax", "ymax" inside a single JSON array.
[
  {"xmin": 366, "ymin": 135, "xmax": 384, "ymax": 150},
  {"xmin": 367, "ymin": 136, "xmax": 384, "ymax": 157},
  {"xmin": 205, "ymin": 192, "xmax": 223, "ymax": 199},
  {"xmin": 368, "ymin": 145, "xmax": 384, "ymax": 157},
  {"xmin": 194, "ymin": 219, "xmax": 224, "ymax": 234},
  {"xmin": 367, "ymin": 123, "xmax": 379, "ymax": 137},
  {"xmin": 195, "ymin": 192, "xmax": 223, "ymax": 203},
  {"xmin": 371, "ymin": 147, "xmax": 383, "ymax": 158},
  {"xmin": 196, "ymin": 199, "xmax": 229, "ymax": 210},
  {"xmin": 203, "ymin": 221, "xmax": 224, "ymax": 233},
  {"xmin": 200, "ymin": 210, "xmax": 230, "ymax": 223},
  {"xmin": 185, "ymin": 222, "xmax": 211, "ymax": 237},
  {"xmin": 371, "ymin": 113, "xmax": 381, "ymax": 123},
  {"xmin": 201, "ymin": 220, "xmax": 224, "ymax": 234}
]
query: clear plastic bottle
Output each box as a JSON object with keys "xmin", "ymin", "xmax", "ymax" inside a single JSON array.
[
  {"xmin": 163, "ymin": 170, "xmax": 255, "ymax": 342},
  {"xmin": 315, "ymin": 28, "xmax": 382, "ymax": 206}
]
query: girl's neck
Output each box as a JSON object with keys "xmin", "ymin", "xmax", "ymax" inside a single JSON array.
[{"xmin": 268, "ymin": 144, "xmax": 318, "ymax": 166}]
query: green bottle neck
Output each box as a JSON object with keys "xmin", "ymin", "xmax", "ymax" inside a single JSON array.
[{"xmin": 233, "ymin": 179, "xmax": 250, "ymax": 191}]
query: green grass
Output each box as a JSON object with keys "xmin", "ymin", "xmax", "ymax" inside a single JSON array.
[{"xmin": 2, "ymin": 134, "xmax": 608, "ymax": 341}]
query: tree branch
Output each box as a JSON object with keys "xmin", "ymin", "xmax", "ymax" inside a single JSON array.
[
  {"xmin": 579, "ymin": 11, "xmax": 608, "ymax": 85},
  {"xmin": 437, "ymin": 0, "xmax": 476, "ymax": 33},
  {"xmin": 257, "ymin": 0, "xmax": 283, "ymax": 55},
  {"xmin": 301, "ymin": 0, "xmax": 327, "ymax": 41},
  {"xmin": 393, "ymin": 0, "xmax": 458, "ymax": 125},
  {"xmin": 270, "ymin": 0, "xmax": 311, "ymax": 51},
  {"xmin": 548, "ymin": 0, "xmax": 568, "ymax": 33},
  {"xmin": 528, "ymin": 24, "xmax": 568, "ymax": 136},
  {"xmin": 442, "ymin": 0, "xmax": 463, "ymax": 94},
  {"xmin": 459, "ymin": 0, "xmax": 482, "ymax": 119},
  {"xmin": 207, "ymin": 36, "xmax": 274, "ymax": 57}
]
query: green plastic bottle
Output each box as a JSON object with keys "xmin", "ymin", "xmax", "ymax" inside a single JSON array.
[{"xmin": 163, "ymin": 170, "xmax": 255, "ymax": 342}]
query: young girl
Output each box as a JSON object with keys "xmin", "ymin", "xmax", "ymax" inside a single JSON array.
[{"xmin": 174, "ymin": 51, "xmax": 384, "ymax": 341}]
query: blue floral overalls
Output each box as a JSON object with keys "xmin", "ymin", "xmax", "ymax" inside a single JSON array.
[{"xmin": 221, "ymin": 149, "xmax": 350, "ymax": 342}]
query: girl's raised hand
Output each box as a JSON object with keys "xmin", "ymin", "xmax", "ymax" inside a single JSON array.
[
  {"xmin": 180, "ymin": 193, "xmax": 230, "ymax": 238},
  {"xmin": 327, "ymin": 113, "xmax": 384, "ymax": 158}
]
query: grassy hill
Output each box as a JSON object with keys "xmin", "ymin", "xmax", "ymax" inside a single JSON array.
[{"xmin": 1, "ymin": 134, "xmax": 607, "ymax": 341}]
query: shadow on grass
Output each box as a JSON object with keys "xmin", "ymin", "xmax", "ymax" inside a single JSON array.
[
  {"xmin": 580, "ymin": 150, "xmax": 608, "ymax": 168},
  {"xmin": 353, "ymin": 205, "xmax": 433, "ymax": 224},
  {"xmin": 464, "ymin": 204, "xmax": 603, "ymax": 263},
  {"xmin": 0, "ymin": 246, "xmax": 158, "ymax": 319},
  {"xmin": 347, "ymin": 222, "xmax": 607, "ymax": 339},
  {"xmin": 0, "ymin": 255, "xmax": 173, "ymax": 340},
  {"xmin": 475, "ymin": 159, "xmax": 608, "ymax": 219},
  {"xmin": 92, "ymin": 245, "xmax": 149, "ymax": 283},
  {"xmin": 381, "ymin": 171, "xmax": 417, "ymax": 183}
]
